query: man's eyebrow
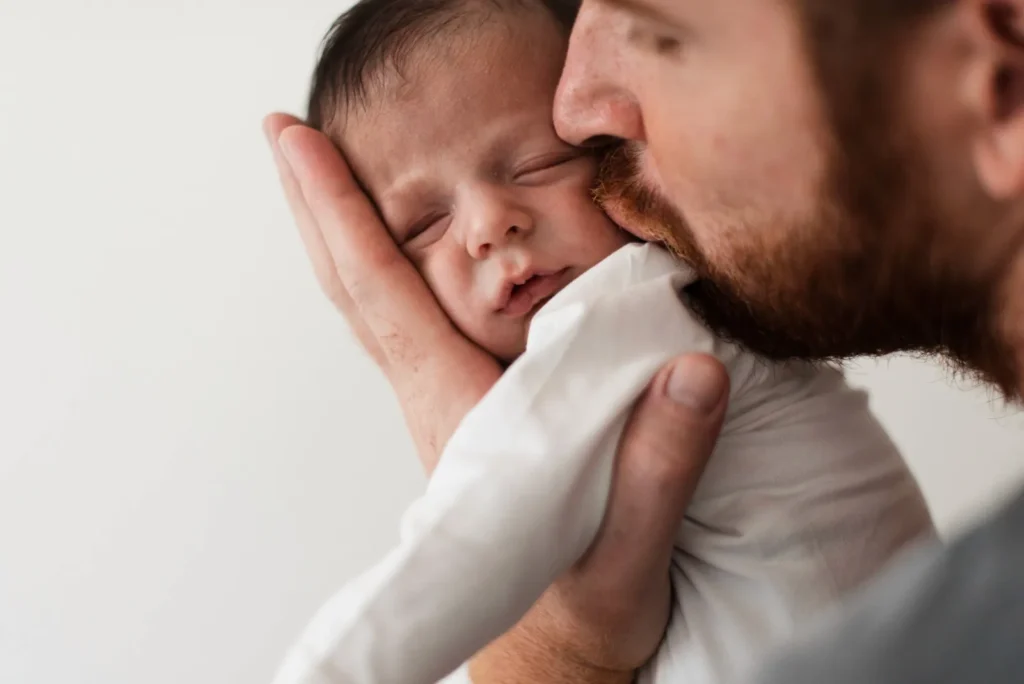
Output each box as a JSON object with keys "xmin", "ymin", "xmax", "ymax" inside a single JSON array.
[{"xmin": 599, "ymin": 0, "xmax": 666, "ymax": 22}]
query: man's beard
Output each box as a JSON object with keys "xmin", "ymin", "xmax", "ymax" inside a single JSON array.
[{"xmin": 593, "ymin": 93, "xmax": 1020, "ymax": 396}]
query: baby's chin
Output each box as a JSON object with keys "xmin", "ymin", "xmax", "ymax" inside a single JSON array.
[
  {"xmin": 488, "ymin": 304, "xmax": 564, "ymax": 365},
  {"xmin": 478, "ymin": 321, "xmax": 528, "ymax": 366}
]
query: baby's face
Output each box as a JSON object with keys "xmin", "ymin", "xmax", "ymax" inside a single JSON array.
[{"xmin": 341, "ymin": 10, "xmax": 628, "ymax": 361}]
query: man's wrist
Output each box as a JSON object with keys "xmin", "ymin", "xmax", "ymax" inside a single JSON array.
[
  {"xmin": 468, "ymin": 622, "xmax": 634, "ymax": 684},
  {"xmin": 398, "ymin": 332, "xmax": 502, "ymax": 474}
]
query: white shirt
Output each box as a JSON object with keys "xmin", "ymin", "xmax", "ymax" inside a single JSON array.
[{"xmin": 273, "ymin": 244, "xmax": 935, "ymax": 684}]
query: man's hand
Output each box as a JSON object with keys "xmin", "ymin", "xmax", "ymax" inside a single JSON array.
[
  {"xmin": 264, "ymin": 114, "xmax": 729, "ymax": 681},
  {"xmin": 470, "ymin": 355, "xmax": 729, "ymax": 682},
  {"xmin": 264, "ymin": 113, "xmax": 502, "ymax": 471}
]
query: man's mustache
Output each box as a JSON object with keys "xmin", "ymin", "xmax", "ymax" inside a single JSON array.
[
  {"xmin": 592, "ymin": 143, "xmax": 650, "ymax": 216},
  {"xmin": 592, "ymin": 143, "xmax": 702, "ymax": 268}
]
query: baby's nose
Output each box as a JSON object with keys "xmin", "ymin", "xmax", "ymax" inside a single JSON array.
[
  {"xmin": 468, "ymin": 222, "xmax": 528, "ymax": 260},
  {"xmin": 465, "ymin": 197, "xmax": 534, "ymax": 260}
]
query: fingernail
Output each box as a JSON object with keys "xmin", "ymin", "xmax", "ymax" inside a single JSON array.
[
  {"xmin": 666, "ymin": 357, "xmax": 725, "ymax": 413},
  {"xmin": 266, "ymin": 132, "xmax": 292, "ymax": 181},
  {"xmin": 277, "ymin": 135, "xmax": 307, "ymax": 185},
  {"xmin": 277, "ymin": 132, "xmax": 296, "ymax": 167},
  {"xmin": 262, "ymin": 119, "xmax": 276, "ymax": 148}
]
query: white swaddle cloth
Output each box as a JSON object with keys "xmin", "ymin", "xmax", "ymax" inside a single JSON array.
[{"xmin": 273, "ymin": 244, "xmax": 933, "ymax": 684}]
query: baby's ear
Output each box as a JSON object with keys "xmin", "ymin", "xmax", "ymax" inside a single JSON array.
[{"xmin": 966, "ymin": 0, "xmax": 1024, "ymax": 198}]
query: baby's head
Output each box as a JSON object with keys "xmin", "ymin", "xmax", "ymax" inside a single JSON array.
[{"xmin": 307, "ymin": 0, "xmax": 628, "ymax": 361}]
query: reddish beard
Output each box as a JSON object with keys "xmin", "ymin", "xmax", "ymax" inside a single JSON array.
[{"xmin": 592, "ymin": 138, "xmax": 1020, "ymax": 397}]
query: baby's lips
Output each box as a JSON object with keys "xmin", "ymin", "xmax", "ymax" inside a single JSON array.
[{"xmin": 500, "ymin": 269, "xmax": 569, "ymax": 318}]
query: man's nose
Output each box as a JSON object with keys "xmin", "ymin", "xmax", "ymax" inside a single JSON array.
[
  {"xmin": 463, "ymin": 190, "xmax": 534, "ymax": 260},
  {"xmin": 554, "ymin": 4, "xmax": 645, "ymax": 147}
]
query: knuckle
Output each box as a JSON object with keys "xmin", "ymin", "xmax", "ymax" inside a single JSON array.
[
  {"xmin": 318, "ymin": 272, "xmax": 349, "ymax": 309},
  {"xmin": 378, "ymin": 330, "xmax": 417, "ymax": 365},
  {"xmin": 312, "ymin": 175, "xmax": 359, "ymax": 212},
  {"xmin": 341, "ymin": 247, "xmax": 404, "ymax": 306},
  {"xmin": 621, "ymin": 412, "xmax": 710, "ymax": 483}
]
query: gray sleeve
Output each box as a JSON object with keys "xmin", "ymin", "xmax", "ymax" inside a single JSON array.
[{"xmin": 751, "ymin": 488, "xmax": 1024, "ymax": 684}]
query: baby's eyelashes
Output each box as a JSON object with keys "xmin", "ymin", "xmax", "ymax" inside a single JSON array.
[
  {"xmin": 512, "ymin": 151, "xmax": 587, "ymax": 184},
  {"xmin": 402, "ymin": 211, "xmax": 450, "ymax": 246}
]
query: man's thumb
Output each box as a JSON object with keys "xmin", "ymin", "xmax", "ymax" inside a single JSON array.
[
  {"xmin": 574, "ymin": 354, "xmax": 729, "ymax": 596},
  {"xmin": 620, "ymin": 354, "xmax": 730, "ymax": 495},
  {"xmin": 665, "ymin": 353, "xmax": 730, "ymax": 415}
]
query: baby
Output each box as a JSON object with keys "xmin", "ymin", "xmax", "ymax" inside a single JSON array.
[{"xmin": 273, "ymin": 1, "xmax": 936, "ymax": 683}]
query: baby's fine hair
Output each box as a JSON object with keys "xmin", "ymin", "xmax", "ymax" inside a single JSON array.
[{"xmin": 306, "ymin": 0, "xmax": 579, "ymax": 138}]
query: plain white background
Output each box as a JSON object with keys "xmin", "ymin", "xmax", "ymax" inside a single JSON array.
[{"xmin": 1, "ymin": 2, "xmax": 1023, "ymax": 683}]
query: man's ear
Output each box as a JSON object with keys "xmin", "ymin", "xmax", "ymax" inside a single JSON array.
[{"xmin": 967, "ymin": 0, "xmax": 1024, "ymax": 198}]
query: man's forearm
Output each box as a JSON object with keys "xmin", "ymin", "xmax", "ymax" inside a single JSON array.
[
  {"xmin": 398, "ymin": 336, "xmax": 500, "ymax": 475},
  {"xmin": 470, "ymin": 623, "xmax": 635, "ymax": 684}
]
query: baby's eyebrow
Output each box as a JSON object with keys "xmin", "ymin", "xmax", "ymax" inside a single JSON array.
[
  {"xmin": 378, "ymin": 174, "xmax": 431, "ymax": 208},
  {"xmin": 376, "ymin": 174, "xmax": 436, "ymax": 235},
  {"xmin": 478, "ymin": 112, "xmax": 569, "ymax": 169}
]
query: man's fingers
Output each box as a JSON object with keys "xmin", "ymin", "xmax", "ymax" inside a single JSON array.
[
  {"xmin": 269, "ymin": 118, "xmax": 502, "ymax": 469},
  {"xmin": 535, "ymin": 354, "xmax": 729, "ymax": 668},
  {"xmin": 264, "ymin": 115, "xmax": 349, "ymax": 309},
  {"xmin": 576, "ymin": 354, "xmax": 729, "ymax": 602},
  {"xmin": 264, "ymin": 114, "xmax": 387, "ymax": 366},
  {"xmin": 275, "ymin": 124, "xmax": 458, "ymax": 365}
]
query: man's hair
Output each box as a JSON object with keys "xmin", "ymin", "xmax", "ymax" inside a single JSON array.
[{"xmin": 306, "ymin": 0, "xmax": 579, "ymax": 137}]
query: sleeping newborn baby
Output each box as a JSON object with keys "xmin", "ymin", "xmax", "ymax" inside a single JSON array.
[{"xmin": 274, "ymin": 0, "xmax": 936, "ymax": 682}]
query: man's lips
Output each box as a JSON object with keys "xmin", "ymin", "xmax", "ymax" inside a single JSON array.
[
  {"xmin": 600, "ymin": 196, "xmax": 638, "ymax": 233},
  {"xmin": 498, "ymin": 268, "xmax": 571, "ymax": 318},
  {"xmin": 601, "ymin": 195, "xmax": 672, "ymax": 248}
]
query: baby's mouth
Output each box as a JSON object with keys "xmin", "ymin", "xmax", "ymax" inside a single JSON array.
[{"xmin": 499, "ymin": 268, "xmax": 570, "ymax": 318}]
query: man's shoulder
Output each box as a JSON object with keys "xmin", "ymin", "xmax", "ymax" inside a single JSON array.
[{"xmin": 754, "ymin": 488, "xmax": 1024, "ymax": 684}]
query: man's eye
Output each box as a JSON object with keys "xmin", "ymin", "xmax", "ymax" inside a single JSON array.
[
  {"xmin": 653, "ymin": 35, "xmax": 681, "ymax": 55},
  {"xmin": 627, "ymin": 26, "xmax": 684, "ymax": 58}
]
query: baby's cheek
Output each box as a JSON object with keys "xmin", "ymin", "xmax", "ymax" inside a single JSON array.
[
  {"xmin": 417, "ymin": 251, "xmax": 470, "ymax": 320},
  {"xmin": 573, "ymin": 203, "xmax": 632, "ymax": 264},
  {"xmin": 544, "ymin": 185, "xmax": 627, "ymax": 261},
  {"xmin": 483, "ymin": 317, "xmax": 528, "ymax": 363},
  {"xmin": 451, "ymin": 311, "xmax": 525, "ymax": 363},
  {"xmin": 417, "ymin": 250, "xmax": 520, "ymax": 358}
]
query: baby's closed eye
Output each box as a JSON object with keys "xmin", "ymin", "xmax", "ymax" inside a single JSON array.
[
  {"xmin": 512, "ymin": 150, "xmax": 589, "ymax": 185},
  {"xmin": 402, "ymin": 211, "xmax": 451, "ymax": 246}
]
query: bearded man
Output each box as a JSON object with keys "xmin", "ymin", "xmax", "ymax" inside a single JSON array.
[{"xmin": 265, "ymin": 0, "xmax": 1024, "ymax": 681}]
